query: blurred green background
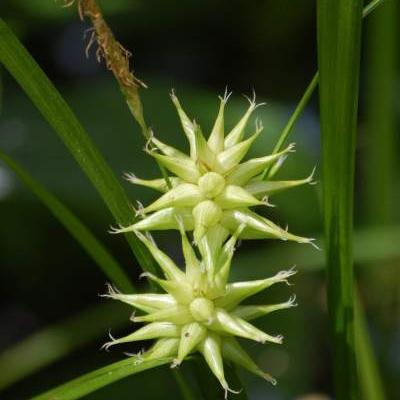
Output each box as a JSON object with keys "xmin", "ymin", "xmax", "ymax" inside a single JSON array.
[{"xmin": 0, "ymin": 1, "xmax": 398, "ymax": 399}]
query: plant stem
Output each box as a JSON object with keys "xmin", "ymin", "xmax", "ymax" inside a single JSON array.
[
  {"xmin": 317, "ymin": 0, "xmax": 363, "ymax": 398},
  {"xmin": 262, "ymin": 0, "xmax": 385, "ymax": 180},
  {"xmin": 355, "ymin": 295, "xmax": 386, "ymax": 400},
  {"xmin": 263, "ymin": 72, "xmax": 319, "ymax": 180},
  {"xmin": 75, "ymin": 0, "xmax": 172, "ymax": 188},
  {"xmin": 364, "ymin": 0, "xmax": 397, "ymax": 224}
]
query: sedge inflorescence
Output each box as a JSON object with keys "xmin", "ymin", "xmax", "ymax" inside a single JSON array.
[
  {"xmin": 114, "ymin": 91, "xmax": 315, "ymax": 249},
  {"xmin": 106, "ymin": 92, "xmax": 315, "ymax": 396},
  {"xmin": 104, "ymin": 223, "xmax": 296, "ymax": 395}
]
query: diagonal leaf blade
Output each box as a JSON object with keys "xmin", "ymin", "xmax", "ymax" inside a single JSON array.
[
  {"xmin": 30, "ymin": 357, "xmax": 172, "ymax": 400},
  {"xmin": 0, "ymin": 18, "xmax": 159, "ymax": 277},
  {"xmin": 0, "ymin": 150, "xmax": 134, "ymax": 292}
]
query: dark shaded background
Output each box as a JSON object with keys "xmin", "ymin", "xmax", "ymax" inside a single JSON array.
[{"xmin": 0, "ymin": 1, "xmax": 399, "ymax": 399}]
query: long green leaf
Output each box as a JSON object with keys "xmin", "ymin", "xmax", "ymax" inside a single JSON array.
[
  {"xmin": 0, "ymin": 150, "xmax": 134, "ymax": 292},
  {"xmin": 0, "ymin": 18, "xmax": 159, "ymax": 277},
  {"xmin": 355, "ymin": 296, "xmax": 386, "ymax": 400},
  {"xmin": 0, "ymin": 303, "xmax": 127, "ymax": 391},
  {"xmin": 364, "ymin": 0, "xmax": 397, "ymax": 224},
  {"xmin": 30, "ymin": 357, "xmax": 172, "ymax": 400},
  {"xmin": 317, "ymin": 0, "xmax": 363, "ymax": 398}
]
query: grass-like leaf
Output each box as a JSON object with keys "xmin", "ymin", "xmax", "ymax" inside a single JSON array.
[
  {"xmin": 0, "ymin": 150, "xmax": 134, "ymax": 293},
  {"xmin": 317, "ymin": 0, "xmax": 363, "ymax": 398},
  {"xmin": 0, "ymin": 18, "xmax": 159, "ymax": 277},
  {"xmin": 355, "ymin": 296, "xmax": 386, "ymax": 400},
  {"xmin": 364, "ymin": 0, "xmax": 397, "ymax": 224},
  {"xmin": 263, "ymin": 0, "xmax": 384, "ymax": 179},
  {"xmin": 30, "ymin": 357, "xmax": 172, "ymax": 400}
]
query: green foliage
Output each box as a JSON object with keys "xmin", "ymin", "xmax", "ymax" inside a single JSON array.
[
  {"xmin": 0, "ymin": 150, "xmax": 134, "ymax": 292},
  {"xmin": 0, "ymin": 18, "xmax": 159, "ymax": 279},
  {"xmin": 0, "ymin": 0, "xmax": 393, "ymax": 399},
  {"xmin": 317, "ymin": 0, "xmax": 363, "ymax": 398},
  {"xmin": 30, "ymin": 357, "xmax": 172, "ymax": 400}
]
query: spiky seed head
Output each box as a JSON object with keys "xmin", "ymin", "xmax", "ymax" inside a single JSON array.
[
  {"xmin": 103, "ymin": 231, "xmax": 295, "ymax": 395},
  {"xmin": 122, "ymin": 92, "xmax": 315, "ymax": 254}
]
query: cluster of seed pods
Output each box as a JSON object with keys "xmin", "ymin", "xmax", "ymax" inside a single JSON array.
[{"xmin": 105, "ymin": 92, "xmax": 315, "ymax": 397}]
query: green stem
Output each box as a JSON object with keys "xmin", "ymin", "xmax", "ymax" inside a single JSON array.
[
  {"xmin": 263, "ymin": 72, "xmax": 319, "ymax": 180},
  {"xmin": 317, "ymin": 0, "xmax": 363, "ymax": 398},
  {"xmin": 172, "ymin": 370, "xmax": 197, "ymax": 400},
  {"xmin": 355, "ymin": 295, "xmax": 386, "ymax": 400},
  {"xmin": 262, "ymin": 0, "xmax": 385, "ymax": 180},
  {"xmin": 364, "ymin": 0, "xmax": 397, "ymax": 224}
]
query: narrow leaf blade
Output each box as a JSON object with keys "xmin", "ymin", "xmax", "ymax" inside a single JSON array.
[{"xmin": 0, "ymin": 18, "xmax": 159, "ymax": 277}]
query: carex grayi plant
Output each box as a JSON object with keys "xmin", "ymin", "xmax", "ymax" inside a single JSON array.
[{"xmin": 62, "ymin": 0, "xmax": 316, "ymax": 397}]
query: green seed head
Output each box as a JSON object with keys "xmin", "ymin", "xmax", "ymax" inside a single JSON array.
[
  {"xmin": 103, "ymin": 229, "xmax": 297, "ymax": 394},
  {"xmin": 119, "ymin": 92, "xmax": 316, "ymax": 251}
]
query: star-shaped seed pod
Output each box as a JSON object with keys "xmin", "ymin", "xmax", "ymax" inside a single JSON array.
[
  {"xmin": 116, "ymin": 91, "xmax": 315, "ymax": 254},
  {"xmin": 102, "ymin": 224, "xmax": 297, "ymax": 397}
]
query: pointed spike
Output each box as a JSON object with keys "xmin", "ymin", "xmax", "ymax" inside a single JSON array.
[
  {"xmin": 218, "ymin": 124, "xmax": 262, "ymax": 173},
  {"xmin": 149, "ymin": 152, "xmax": 201, "ymax": 183},
  {"xmin": 173, "ymin": 322, "xmax": 207, "ymax": 366},
  {"xmin": 233, "ymin": 295, "xmax": 298, "ymax": 321},
  {"xmin": 214, "ymin": 184, "xmax": 264, "ymax": 209},
  {"xmin": 208, "ymin": 93, "xmax": 229, "ymax": 153},
  {"xmin": 170, "ymin": 90, "xmax": 197, "ymax": 159},
  {"xmin": 222, "ymin": 338, "xmax": 277, "ymax": 385},
  {"xmin": 176, "ymin": 217, "xmax": 201, "ymax": 282},
  {"xmin": 197, "ymin": 224, "xmax": 229, "ymax": 275},
  {"xmin": 124, "ymin": 173, "xmax": 180, "ymax": 193},
  {"xmin": 130, "ymin": 207, "xmax": 194, "ymax": 232},
  {"xmin": 134, "ymin": 305, "xmax": 192, "ymax": 325},
  {"xmin": 151, "ymin": 136, "xmax": 190, "ymax": 160},
  {"xmin": 101, "ymin": 286, "xmax": 177, "ymax": 313},
  {"xmin": 102, "ymin": 322, "xmax": 180, "ymax": 350},
  {"xmin": 224, "ymin": 95, "xmax": 264, "ymax": 148},
  {"xmin": 214, "ymin": 225, "xmax": 245, "ymax": 290},
  {"xmin": 226, "ymin": 143, "xmax": 295, "ymax": 186},
  {"xmin": 245, "ymin": 166, "xmax": 316, "ymax": 198},
  {"xmin": 142, "ymin": 273, "xmax": 194, "ymax": 304},
  {"xmin": 220, "ymin": 208, "xmax": 314, "ymax": 244},
  {"xmin": 134, "ymin": 230, "xmax": 185, "ymax": 282},
  {"xmin": 193, "ymin": 122, "xmax": 221, "ymax": 172},
  {"xmin": 143, "ymin": 183, "xmax": 203, "ymax": 214},
  {"xmin": 145, "ymin": 338, "xmax": 180, "ymax": 362},
  {"xmin": 198, "ymin": 333, "xmax": 229, "ymax": 392},
  {"xmin": 211, "ymin": 309, "xmax": 283, "ymax": 344},
  {"xmin": 215, "ymin": 268, "xmax": 297, "ymax": 310}
]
